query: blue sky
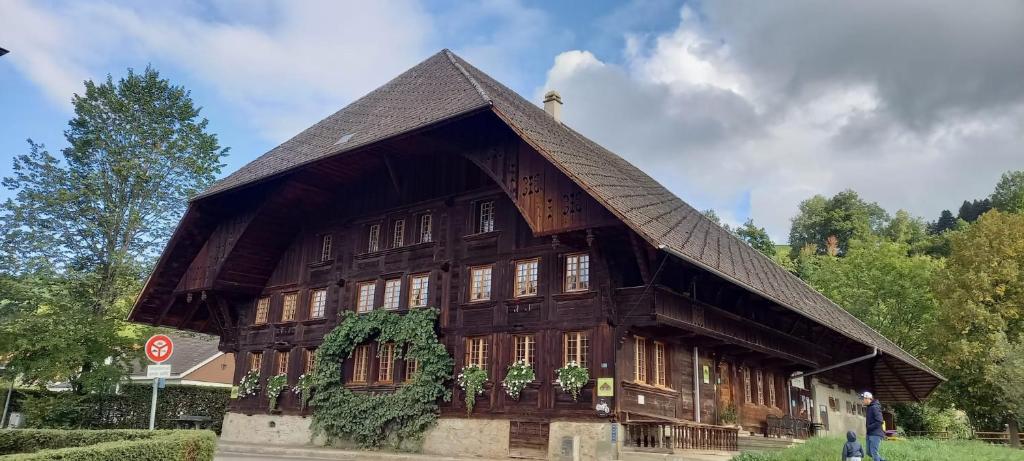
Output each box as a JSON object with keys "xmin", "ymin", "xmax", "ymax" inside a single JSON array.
[{"xmin": 3, "ymin": 0, "xmax": 1022, "ymax": 241}]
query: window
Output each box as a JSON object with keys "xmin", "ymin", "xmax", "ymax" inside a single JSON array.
[
  {"xmin": 378, "ymin": 343, "xmax": 395, "ymax": 382},
  {"xmin": 829, "ymin": 397, "xmax": 839, "ymax": 411},
  {"xmin": 254, "ymin": 297, "xmax": 270, "ymax": 324},
  {"xmin": 249, "ymin": 351, "xmax": 263, "ymax": 372},
  {"xmin": 514, "ymin": 259, "xmax": 539, "ymax": 298},
  {"xmin": 356, "ymin": 282, "xmax": 376, "ymax": 313},
  {"xmin": 409, "ymin": 273, "xmax": 429, "ymax": 308},
  {"xmin": 309, "ymin": 288, "xmax": 327, "ymax": 318},
  {"xmin": 564, "ymin": 253, "xmax": 590, "ymax": 292},
  {"xmin": 320, "ymin": 234, "xmax": 333, "ymax": 262},
  {"xmin": 419, "ymin": 214, "xmax": 432, "ymax": 243},
  {"xmin": 304, "ymin": 348, "xmax": 316, "ymax": 374},
  {"xmin": 465, "ymin": 336, "xmax": 488, "ymax": 368},
  {"xmin": 768, "ymin": 373, "xmax": 776, "ymax": 407},
  {"xmin": 281, "ymin": 292, "xmax": 297, "ymax": 322},
  {"xmin": 404, "ymin": 358, "xmax": 419, "ymax": 382},
  {"xmin": 392, "ymin": 219, "xmax": 405, "ymax": 247},
  {"xmin": 477, "ymin": 201, "xmax": 494, "ymax": 233},
  {"xmin": 276, "ymin": 350, "xmax": 289, "ymax": 375},
  {"xmin": 743, "ymin": 367, "xmax": 752, "ymax": 403},
  {"xmin": 756, "ymin": 369, "xmax": 765, "ymax": 405},
  {"xmin": 563, "ymin": 331, "xmax": 590, "ymax": 368},
  {"xmin": 634, "ymin": 336, "xmax": 648, "ymax": 384},
  {"xmin": 383, "ymin": 278, "xmax": 401, "ymax": 310},
  {"xmin": 352, "ymin": 345, "xmax": 370, "ymax": 383},
  {"xmin": 368, "ymin": 224, "xmax": 381, "ymax": 252},
  {"xmin": 513, "ymin": 335, "xmax": 535, "ymax": 366},
  {"xmin": 654, "ymin": 341, "xmax": 667, "ymax": 387},
  {"xmin": 469, "ymin": 265, "xmax": 493, "ymax": 302}
]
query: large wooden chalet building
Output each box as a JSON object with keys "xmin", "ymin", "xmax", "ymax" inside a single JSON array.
[{"xmin": 130, "ymin": 50, "xmax": 941, "ymax": 458}]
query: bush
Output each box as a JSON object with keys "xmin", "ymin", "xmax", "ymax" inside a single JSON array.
[
  {"xmin": 0, "ymin": 429, "xmax": 215, "ymax": 460},
  {"xmin": 10, "ymin": 384, "xmax": 229, "ymax": 433}
]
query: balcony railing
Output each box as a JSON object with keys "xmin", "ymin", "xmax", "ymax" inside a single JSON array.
[{"xmin": 622, "ymin": 421, "xmax": 739, "ymax": 452}]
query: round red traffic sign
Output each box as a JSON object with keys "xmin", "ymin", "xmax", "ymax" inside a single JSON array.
[{"xmin": 145, "ymin": 334, "xmax": 174, "ymax": 363}]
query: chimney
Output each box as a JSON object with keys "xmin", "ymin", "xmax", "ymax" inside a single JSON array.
[{"xmin": 543, "ymin": 90, "xmax": 562, "ymax": 122}]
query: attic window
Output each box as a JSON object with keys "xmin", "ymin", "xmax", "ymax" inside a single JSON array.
[{"xmin": 334, "ymin": 133, "xmax": 354, "ymax": 146}]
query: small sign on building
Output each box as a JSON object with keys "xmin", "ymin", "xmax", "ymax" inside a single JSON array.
[{"xmin": 597, "ymin": 378, "xmax": 614, "ymax": 397}]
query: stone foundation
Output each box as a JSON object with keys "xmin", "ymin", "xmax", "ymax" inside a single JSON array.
[
  {"xmin": 421, "ymin": 418, "xmax": 510, "ymax": 459},
  {"xmin": 549, "ymin": 421, "xmax": 619, "ymax": 461},
  {"xmin": 220, "ymin": 412, "xmax": 312, "ymax": 446}
]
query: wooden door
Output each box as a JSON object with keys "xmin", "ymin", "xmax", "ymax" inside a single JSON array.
[{"xmin": 509, "ymin": 421, "xmax": 548, "ymax": 459}]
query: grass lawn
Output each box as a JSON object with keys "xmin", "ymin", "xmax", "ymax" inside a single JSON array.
[{"xmin": 731, "ymin": 436, "xmax": 1024, "ymax": 461}]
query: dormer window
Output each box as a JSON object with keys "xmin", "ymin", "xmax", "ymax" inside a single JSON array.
[
  {"xmin": 368, "ymin": 224, "xmax": 380, "ymax": 252},
  {"xmin": 476, "ymin": 201, "xmax": 494, "ymax": 233},
  {"xmin": 320, "ymin": 234, "xmax": 332, "ymax": 262},
  {"xmin": 392, "ymin": 219, "xmax": 405, "ymax": 248}
]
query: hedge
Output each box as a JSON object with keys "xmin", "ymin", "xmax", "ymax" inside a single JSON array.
[
  {"xmin": 9, "ymin": 384, "xmax": 229, "ymax": 433},
  {"xmin": 0, "ymin": 429, "xmax": 215, "ymax": 461}
]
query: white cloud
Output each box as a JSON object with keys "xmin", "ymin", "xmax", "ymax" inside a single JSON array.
[
  {"xmin": 1, "ymin": 0, "xmax": 435, "ymax": 140},
  {"xmin": 543, "ymin": 1, "xmax": 1024, "ymax": 242}
]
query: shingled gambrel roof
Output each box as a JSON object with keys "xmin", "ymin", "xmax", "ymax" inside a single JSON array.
[{"xmin": 177, "ymin": 49, "xmax": 941, "ymax": 400}]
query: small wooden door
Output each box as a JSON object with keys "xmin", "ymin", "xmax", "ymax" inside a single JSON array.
[{"xmin": 509, "ymin": 421, "xmax": 548, "ymax": 459}]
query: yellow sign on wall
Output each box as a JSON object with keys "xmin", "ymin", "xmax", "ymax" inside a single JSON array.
[
  {"xmin": 597, "ymin": 378, "xmax": 614, "ymax": 397},
  {"xmin": 230, "ymin": 386, "xmax": 239, "ymax": 399}
]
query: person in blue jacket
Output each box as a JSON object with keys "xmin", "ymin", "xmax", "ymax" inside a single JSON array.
[
  {"xmin": 861, "ymin": 391, "xmax": 886, "ymax": 461},
  {"xmin": 842, "ymin": 430, "xmax": 864, "ymax": 461}
]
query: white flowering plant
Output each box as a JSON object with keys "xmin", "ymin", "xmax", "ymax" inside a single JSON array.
[
  {"xmin": 555, "ymin": 361, "xmax": 589, "ymax": 401},
  {"xmin": 293, "ymin": 373, "xmax": 315, "ymax": 409},
  {"xmin": 502, "ymin": 360, "xmax": 535, "ymax": 400},
  {"xmin": 267, "ymin": 373, "xmax": 288, "ymax": 410},
  {"xmin": 238, "ymin": 370, "xmax": 261, "ymax": 398},
  {"xmin": 457, "ymin": 364, "xmax": 488, "ymax": 414}
]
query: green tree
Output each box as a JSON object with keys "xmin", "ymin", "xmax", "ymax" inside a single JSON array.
[
  {"xmin": 799, "ymin": 237, "xmax": 941, "ymax": 357},
  {"xmin": 702, "ymin": 208, "xmax": 730, "ymax": 231},
  {"xmin": 788, "ymin": 190, "xmax": 888, "ymax": 257},
  {"xmin": 990, "ymin": 170, "xmax": 1024, "ymax": 214},
  {"xmin": 931, "ymin": 211, "xmax": 1024, "ymax": 441},
  {"xmin": 956, "ymin": 199, "xmax": 992, "ymax": 222},
  {"xmin": 932, "ymin": 210, "xmax": 959, "ymax": 234},
  {"xmin": 0, "ymin": 67, "xmax": 227, "ymax": 391},
  {"xmin": 735, "ymin": 219, "xmax": 775, "ymax": 257}
]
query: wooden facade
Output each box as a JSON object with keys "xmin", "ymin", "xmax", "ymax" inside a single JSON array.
[{"xmin": 130, "ymin": 50, "xmax": 941, "ymax": 452}]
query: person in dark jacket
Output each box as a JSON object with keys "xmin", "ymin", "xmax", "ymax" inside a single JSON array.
[
  {"xmin": 861, "ymin": 391, "xmax": 886, "ymax": 461},
  {"xmin": 842, "ymin": 430, "xmax": 864, "ymax": 461}
]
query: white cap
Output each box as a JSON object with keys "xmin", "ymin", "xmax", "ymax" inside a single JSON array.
[{"xmin": 859, "ymin": 391, "xmax": 873, "ymax": 399}]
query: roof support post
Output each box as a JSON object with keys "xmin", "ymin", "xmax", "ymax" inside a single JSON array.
[{"xmin": 882, "ymin": 357, "xmax": 921, "ymax": 402}]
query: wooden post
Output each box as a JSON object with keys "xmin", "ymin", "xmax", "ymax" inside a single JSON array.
[{"xmin": 1009, "ymin": 417, "xmax": 1020, "ymax": 449}]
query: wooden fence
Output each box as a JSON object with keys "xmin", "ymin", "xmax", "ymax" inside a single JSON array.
[{"xmin": 622, "ymin": 421, "xmax": 739, "ymax": 452}]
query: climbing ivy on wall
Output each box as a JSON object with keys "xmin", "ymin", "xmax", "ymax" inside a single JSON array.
[{"xmin": 309, "ymin": 308, "xmax": 453, "ymax": 448}]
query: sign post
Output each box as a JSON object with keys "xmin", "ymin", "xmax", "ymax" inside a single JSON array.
[{"xmin": 144, "ymin": 335, "xmax": 173, "ymax": 430}]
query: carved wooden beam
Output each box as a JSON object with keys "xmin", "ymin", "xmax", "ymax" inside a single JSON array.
[
  {"xmin": 382, "ymin": 153, "xmax": 402, "ymax": 194},
  {"xmin": 177, "ymin": 295, "xmax": 206, "ymax": 329},
  {"xmin": 629, "ymin": 232, "xmax": 652, "ymax": 285}
]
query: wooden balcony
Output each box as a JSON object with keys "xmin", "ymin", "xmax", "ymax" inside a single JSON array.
[
  {"xmin": 614, "ymin": 285, "xmax": 827, "ymax": 367},
  {"xmin": 622, "ymin": 420, "xmax": 739, "ymax": 452}
]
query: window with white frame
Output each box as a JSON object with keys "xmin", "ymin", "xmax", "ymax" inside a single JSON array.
[
  {"xmin": 405, "ymin": 358, "xmax": 419, "ymax": 382},
  {"xmin": 419, "ymin": 214, "xmax": 432, "ymax": 243},
  {"xmin": 469, "ymin": 265, "xmax": 492, "ymax": 302},
  {"xmin": 564, "ymin": 253, "xmax": 590, "ymax": 292},
  {"xmin": 249, "ymin": 351, "xmax": 263, "ymax": 372},
  {"xmin": 309, "ymin": 288, "xmax": 327, "ymax": 319},
  {"xmin": 392, "ymin": 219, "xmax": 405, "ymax": 248},
  {"xmin": 276, "ymin": 350, "xmax": 289, "ymax": 375},
  {"xmin": 409, "ymin": 273, "xmax": 429, "ymax": 308},
  {"xmin": 477, "ymin": 201, "xmax": 494, "ymax": 233},
  {"xmin": 356, "ymin": 282, "xmax": 376, "ymax": 313},
  {"xmin": 513, "ymin": 334, "xmax": 535, "ymax": 366},
  {"xmin": 465, "ymin": 336, "xmax": 488, "ymax": 368},
  {"xmin": 514, "ymin": 259, "xmax": 539, "ymax": 298},
  {"xmin": 563, "ymin": 331, "xmax": 589, "ymax": 368},
  {"xmin": 351, "ymin": 345, "xmax": 370, "ymax": 383},
  {"xmin": 743, "ymin": 367, "xmax": 752, "ymax": 403},
  {"xmin": 383, "ymin": 278, "xmax": 401, "ymax": 310},
  {"xmin": 254, "ymin": 296, "xmax": 270, "ymax": 324},
  {"xmin": 756, "ymin": 369, "xmax": 765, "ymax": 405},
  {"xmin": 634, "ymin": 336, "xmax": 648, "ymax": 383},
  {"xmin": 281, "ymin": 292, "xmax": 297, "ymax": 322},
  {"xmin": 368, "ymin": 224, "xmax": 381, "ymax": 252},
  {"xmin": 768, "ymin": 373, "xmax": 777, "ymax": 407},
  {"xmin": 654, "ymin": 341, "xmax": 667, "ymax": 387},
  {"xmin": 320, "ymin": 234, "xmax": 332, "ymax": 262},
  {"xmin": 378, "ymin": 343, "xmax": 395, "ymax": 382},
  {"xmin": 304, "ymin": 348, "xmax": 316, "ymax": 374}
]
